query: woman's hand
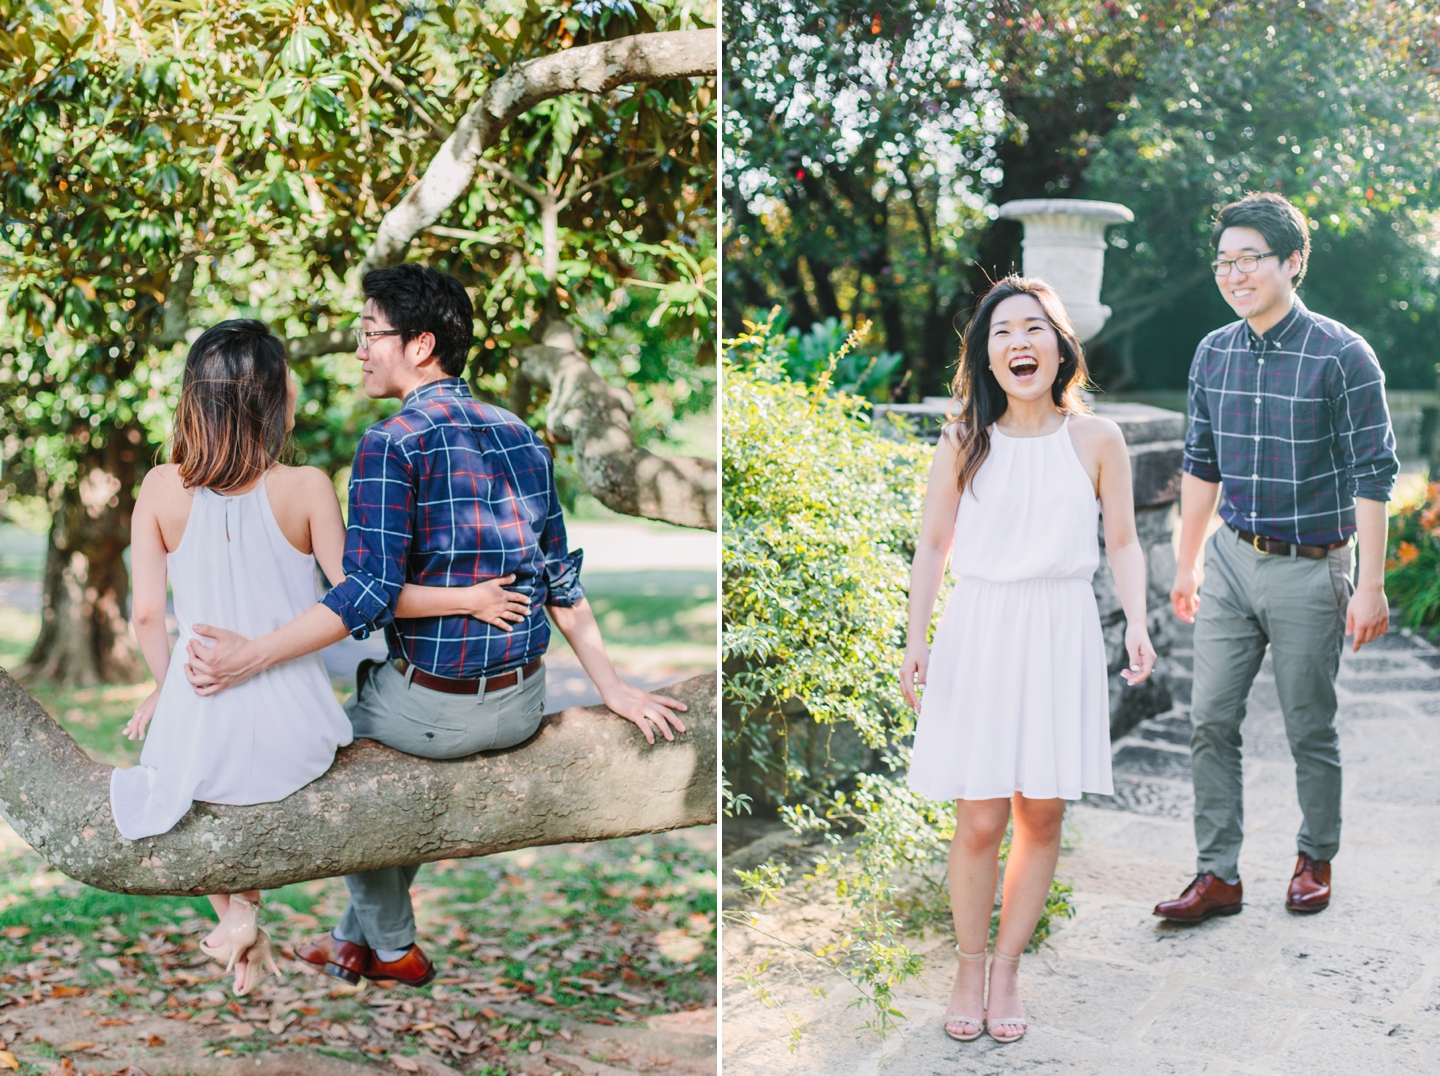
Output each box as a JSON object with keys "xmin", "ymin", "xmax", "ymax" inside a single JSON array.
[
  {"xmin": 599, "ymin": 681, "xmax": 688, "ymax": 745},
  {"xmin": 463, "ymin": 575, "xmax": 531, "ymax": 630},
  {"xmin": 124, "ymin": 688, "xmax": 161, "ymax": 741},
  {"xmin": 899, "ymin": 645, "xmax": 929, "ymax": 713},
  {"xmin": 1121, "ymin": 621, "xmax": 1157, "ymax": 686}
]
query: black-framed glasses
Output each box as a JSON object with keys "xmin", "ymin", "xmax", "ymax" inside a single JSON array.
[
  {"xmin": 1211, "ymin": 252, "xmax": 1278, "ymax": 277},
  {"xmin": 355, "ymin": 328, "xmax": 403, "ymax": 351}
]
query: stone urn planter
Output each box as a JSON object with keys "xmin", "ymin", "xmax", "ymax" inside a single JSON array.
[{"xmin": 995, "ymin": 198, "xmax": 1135, "ymax": 342}]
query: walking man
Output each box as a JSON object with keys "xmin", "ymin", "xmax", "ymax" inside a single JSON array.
[
  {"xmin": 186, "ymin": 264, "xmax": 686, "ymax": 985},
  {"xmin": 1154, "ymin": 192, "xmax": 1398, "ymax": 922}
]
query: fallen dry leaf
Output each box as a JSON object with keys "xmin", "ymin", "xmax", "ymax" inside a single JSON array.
[
  {"xmin": 144, "ymin": 1034, "xmax": 165, "ymax": 1046},
  {"xmin": 1, "ymin": 927, "xmax": 28, "ymax": 940},
  {"xmin": 49, "ymin": 986, "xmax": 87, "ymax": 998},
  {"xmin": 93, "ymin": 958, "xmax": 124, "ymax": 976},
  {"xmin": 58, "ymin": 1041, "xmax": 96, "ymax": 1052},
  {"xmin": 391, "ymin": 1059, "xmax": 420, "ymax": 1073},
  {"xmin": 0, "ymin": 1051, "xmax": 15, "ymax": 1070}
]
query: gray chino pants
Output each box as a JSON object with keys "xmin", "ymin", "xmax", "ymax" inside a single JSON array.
[
  {"xmin": 335, "ymin": 657, "xmax": 546, "ymax": 951},
  {"xmin": 1190, "ymin": 525, "xmax": 1352, "ymax": 880}
]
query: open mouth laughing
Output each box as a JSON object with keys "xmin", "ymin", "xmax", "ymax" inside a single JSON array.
[{"xmin": 1008, "ymin": 354, "xmax": 1039, "ymax": 380}]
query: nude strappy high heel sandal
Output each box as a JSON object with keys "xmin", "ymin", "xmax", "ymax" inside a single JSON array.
[
  {"xmin": 943, "ymin": 946, "xmax": 987, "ymax": 1042},
  {"xmin": 985, "ymin": 949, "xmax": 1028, "ymax": 1044},
  {"xmin": 200, "ymin": 895, "xmax": 261, "ymax": 972},
  {"xmin": 233, "ymin": 928, "xmax": 283, "ymax": 997}
]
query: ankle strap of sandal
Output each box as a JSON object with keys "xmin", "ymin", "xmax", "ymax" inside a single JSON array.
[
  {"xmin": 992, "ymin": 950, "xmax": 1021, "ymax": 963},
  {"xmin": 956, "ymin": 945, "xmax": 986, "ymax": 960}
]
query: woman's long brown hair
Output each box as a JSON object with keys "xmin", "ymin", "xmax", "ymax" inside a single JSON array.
[
  {"xmin": 170, "ymin": 319, "xmax": 290, "ymax": 493},
  {"xmin": 946, "ymin": 276, "xmax": 1092, "ymax": 493}
]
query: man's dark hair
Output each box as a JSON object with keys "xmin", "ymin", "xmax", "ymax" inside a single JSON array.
[
  {"xmin": 361, "ymin": 264, "xmax": 475, "ymax": 377},
  {"xmin": 1211, "ymin": 192, "xmax": 1311, "ymax": 286}
]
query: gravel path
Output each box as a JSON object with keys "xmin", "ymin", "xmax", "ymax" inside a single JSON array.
[{"xmin": 722, "ymin": 616, "xmax": 1440, "ymax": 1075}]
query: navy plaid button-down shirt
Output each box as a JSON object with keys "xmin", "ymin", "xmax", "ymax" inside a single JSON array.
[
  {"xmin": 321, "ymin": 378, "xmax": 584, "ymax": 678},
  {"xmin": 1182, "ymin": 298, "xmax": 1398, "ymax": 547}
]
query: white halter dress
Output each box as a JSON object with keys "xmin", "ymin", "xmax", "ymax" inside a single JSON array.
[
  {"xmin": 110, "ymin": 475, "xmax": 354, "ymax": 840},
  {"xmin": 906, "ymin": 418, "xmax": 1114, "ymax": 801}
]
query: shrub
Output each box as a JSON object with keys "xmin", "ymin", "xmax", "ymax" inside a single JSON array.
[{"xmin": 1386, "ymin": 481, "xmax": 1440, "ymax": 634}]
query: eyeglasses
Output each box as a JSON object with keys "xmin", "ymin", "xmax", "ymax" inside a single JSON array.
[
  {"xmin": 355, "ymin": 328, "xmax": 403, "ymax": 351},
  {"xmin": 1211, "ymin": 252, "xmax": 1278, "ymax": 277}
]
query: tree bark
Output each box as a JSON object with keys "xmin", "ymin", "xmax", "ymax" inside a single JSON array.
[
  {"xmin": 520, "ymin": 321, "xmax": 717, "ymax": 530},
  {"xmin": 0, "ymin": 668, "xmax": 716, "ymax": 896},
  {"xmin": 25, "ymin": 425, "xmax": 145, "ymax": 687},
  {"xmin": 359, "ymin": 30, "xmax": 717, "ymax": 276}
]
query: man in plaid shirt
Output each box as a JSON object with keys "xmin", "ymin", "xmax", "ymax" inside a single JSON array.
[
  {"xmin": 1154, "ymin": 193, "xmax": 1398, "ymax": 925},
  {"xmin": 186, "ymin": 265, "xmax": 686, "ymax": 987}
]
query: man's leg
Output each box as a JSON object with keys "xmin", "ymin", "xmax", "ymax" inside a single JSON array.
[
  {"xmin": 1189, "ymin": 530, "xmax": 1269, "ymax": 881},
  {"xmin": 1258, "ymin": 547, "xmax": 1348, "ymax": 868},
  {"xmin": 336, "ymin": 864, "xmax": 424, "ymax": 953}
]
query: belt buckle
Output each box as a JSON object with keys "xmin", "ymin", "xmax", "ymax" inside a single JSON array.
[{"xmin": 1251, "ymin": 533, "xmax": 1270, "ymax": 555}]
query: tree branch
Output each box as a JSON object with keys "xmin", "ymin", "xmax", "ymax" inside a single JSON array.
[
  {"xmin": 284, "ymin": 329, "xmax": 354, "ymax": 362},
  {"xmin": 0, "ymin": 668, "xmax": 715, "ymax": 896},
  {"xmin": 520, "ymin": 321, "xmax": 717, "ymax": 530},
  {"xmin": 359, "ymin": 29, "xmax": 716, "ymax": 276}
]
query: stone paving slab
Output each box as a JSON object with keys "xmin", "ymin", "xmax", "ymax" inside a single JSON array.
[{"xmin": 722, "ymin": 618, "xmax": 1440, "ymax": 1074}]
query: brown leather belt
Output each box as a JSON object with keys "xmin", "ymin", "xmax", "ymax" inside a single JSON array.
[
  {"xmin": 1230, "ymin": 525, "xmax": 1346, "ymax": 560},
  {"xmin": 395, "ymin": 657, "xmax": 543, "ymax": 695}
]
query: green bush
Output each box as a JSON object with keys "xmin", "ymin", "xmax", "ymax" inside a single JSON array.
[
  {"xmin": 1386, "ymin": 481, "xmax": 1440, "ymax": 635},
  {"xmin": 722, "ymin": 313, "xmax": 1073, "ymax": 1043}
]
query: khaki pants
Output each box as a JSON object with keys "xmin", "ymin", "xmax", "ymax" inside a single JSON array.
[
  {"xmin": 1190, "ymin": 526, "xmax": 1352, "ymax": 880},
  {"xmin": 335, "ymin": 657, "xmax": 546, "ymax": 950}
]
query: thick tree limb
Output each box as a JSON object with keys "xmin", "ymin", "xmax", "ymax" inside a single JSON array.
[
  {"xmin": 0, "ymin": 668, "xmax": 715, "ymax": 896},
  {"xmin": 284, "ymin": 328, "xmax": 355, "ymax": 362},
  {"xmin": 358, "ymin": 29, "xmax": 716, "ymax": 276},
  {"xmin": 521, "ymin": 322, "xmax": 717, "ymax": 531},
  {"xmin": 152, "ymin": 257, "xmax": 196, "ymax": 349}
]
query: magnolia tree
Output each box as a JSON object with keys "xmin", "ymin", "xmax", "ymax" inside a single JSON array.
[
  {"xmin": 2, "ymin": 0, "xmax": 716, "ymax": 686},
  {"xmin": 0, "ymin": 0, "xmax": 717, "ymax": 890}
]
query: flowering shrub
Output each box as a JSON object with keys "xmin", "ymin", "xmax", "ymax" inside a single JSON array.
[{"xmin": 1386, "ymin": 482, "xmax": 1440, "ymax": 635}]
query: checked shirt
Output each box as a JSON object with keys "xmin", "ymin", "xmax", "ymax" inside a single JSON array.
[
  {"xmin": 1182, "ymin": 298, "xmax": 1398, "ymax": 547},
  {"xmin": 321, "ymin": 378, "xmax": 584, "ymax": 679}
]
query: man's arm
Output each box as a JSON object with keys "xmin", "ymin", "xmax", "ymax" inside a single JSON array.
[
  {"xmin": 1172, "ymin": 347, "xmax": 1223, "ymax": 622},
  {"xmin": 547, "ymin": 599, "xmax": 687, "ymax": 745},
  {"xmin": 1347, "ymin": 497, "xmax": 1389, "ymax": 651}
]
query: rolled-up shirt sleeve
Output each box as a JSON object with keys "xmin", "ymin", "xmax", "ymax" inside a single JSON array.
[
  {"xmin": 1334, "ymin": 339, "xmax": 1399, "ymax": 503},
  {"xmin": 1182, "ymin": 345, "xmax": 1222, "ymax": 482},
  {"xmin": 321, "ymin": 428, "xmax": 414, "ymax": 639},
  {"xmin": 537, "ymin": 450, "xmax": 585, "ymax": 608}
]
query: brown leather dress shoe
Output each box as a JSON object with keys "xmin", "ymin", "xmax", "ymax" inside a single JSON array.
[
  {"xmin": 1286, "ymin": 853, "xmax": 1331, "ymax": 912},
  {"xmin": 365, "ymin": 944, "xmax": 436, "ymax": 988},
  {"xmin": 1153, "ymin": 873, "xmax": 1243, "ymax": 923},
  {"xmin": 295, "ymin": 934, "xmax": 372, "ymax": 985}
]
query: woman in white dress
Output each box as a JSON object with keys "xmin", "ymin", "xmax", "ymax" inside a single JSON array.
[
  {"xmin": 899, "ymin": 277, "xmax": 1156, "ymax": 1044},
  {"xmin": 118, "ymin": 320, "xmax": 526, "ymax": 994}
]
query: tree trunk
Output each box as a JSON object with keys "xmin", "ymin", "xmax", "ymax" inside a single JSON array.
[
  {"xmin": 25, "ymin": 425, "xmax": 145, "ymax": 687},
  {"xmin": 0, "ymin": 668, "xmax": 716, "ymax": 896}
]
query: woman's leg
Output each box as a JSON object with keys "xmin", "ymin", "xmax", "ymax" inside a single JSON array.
[
  {"xmin": 203, "ymin": 895, "xmax": 231, "ymax": 948},
  {"xmin": 988, "ymin": 794, "xmax": 1066, "ymax": 1034},
  {"xmin": 945, "ymin": 798, "xmax": 1011, "ymax": 1035}
]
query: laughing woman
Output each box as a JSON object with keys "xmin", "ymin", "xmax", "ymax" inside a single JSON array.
[{"xmin": 899, "ymin": 276, "xmax": 1156, "ymax": 1045}]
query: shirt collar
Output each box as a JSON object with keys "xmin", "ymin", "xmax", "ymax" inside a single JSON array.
[
  {"xmin": 404, "ymin": 377, "xmax": 470, "ymax": 406},
  {"xmin": 1245, "ymin": 297, "xmax": 1308, "ymax": 351}
]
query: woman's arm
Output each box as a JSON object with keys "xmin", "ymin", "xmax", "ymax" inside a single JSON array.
[
  {"xmin": 899, "ymin": 434, "xmax": 964, "ymax": 713},
  {"xmin": 1092, "ymin": 419, "xmax": 1156, "ymax": 685},
  {"xmin": 302, "ymin": 467, "xmax": 529, "ymax": 628},
  {"xmin": 124, "ymin": 470, "xmax": 175, "ymax": 739}
]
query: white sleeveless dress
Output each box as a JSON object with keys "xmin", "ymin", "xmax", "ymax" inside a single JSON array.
[
  {"xmin": 110, "ymin": 475, "xmax": 354, "ymax": 840},
  {"xmin": 906, "ymin": 418, "xmax": 1114, "ymax": 801}
]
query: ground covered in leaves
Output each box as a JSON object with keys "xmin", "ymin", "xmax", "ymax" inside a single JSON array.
[{"xmin": 0, "ymin": 822, "xmax": 716, "ymax": 1076}]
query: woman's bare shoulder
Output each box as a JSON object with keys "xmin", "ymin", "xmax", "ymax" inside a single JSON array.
[
  {"xmin": 1067, "ymin": 412, "xmax": 1125, "ymax": 449},
  {"xmin": 138, "ymin": 463, "xmax": 186, "ymax": 499}
]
